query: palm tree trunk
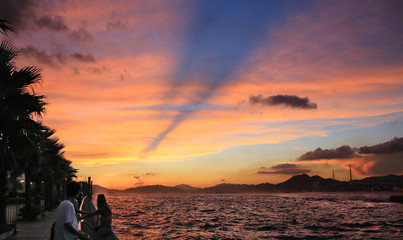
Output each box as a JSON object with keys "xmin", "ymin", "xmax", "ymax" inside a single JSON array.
[
  {"xmin": 0, "ymin": 166, "xmax": 7, "ymax": 225},
  {"xmin": 45, "ymin": 181, "xmax": 53, "ymax": 210},
  {"xmin": 24, "ymin": 171, "xmax": 32, "ymax": 219},
  {"xmin": 34, "ymin": 180, "xmax": 41, "ymax": 207}
]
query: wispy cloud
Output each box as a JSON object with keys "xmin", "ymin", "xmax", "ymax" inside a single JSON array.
[
  {"xmin": 121, "ymin": 104, "xmax": 231, "ymax": 112},
  {"xmin": 142, "ymin": 1, "xmax": 279, "ymax": 154},
  {"xmin": 106, "ymin": 20, "xmax": 128, "ymax": 32},
  {"xmin": 132, "ymin": 175, "xmax": 144, "ymax": 187},
  {"xmin": 258, "ymin": 163, "xmax": 311, "ymax": 175},
  {"xmin": 69, "ymin": 27, "xmax": 94, "ymax": 43},
  {"xmin": 0, "ymin": 0, "xmax": 69, "ymax": 31},
  {"xmin": 19, "ymin": 45, "xmax": 96, "ymax": 66},
  {"xmin": 0, "ymin": 0, "xmax": 37, "ymax": 29},
  {"xmin": 71, "ymin": 52, "xmax": 96, "ymax": 63},
  {"xmin": 35, "ymin": 15, "xmax": 68, "ymax": 31},
  {"xmin": 19, "ymin": 45, "xmax": 62, "ymax": 66}
]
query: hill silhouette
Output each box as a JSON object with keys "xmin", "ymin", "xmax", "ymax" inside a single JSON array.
[
  {"xmin": 277, "ymin": 174, "xmax": 346, "ymax": 192},
  {"xmin": 351, "ymin": 174, "xmax": 403, "ymax": 185},
  {"xmin": 123, "ymin": 185, "xmax": 186, "ymax": 193},
  {"xmin": 93, "ymin": 174, "xmax": 403, "ymax": 194},
  {"xmin": 175, "ymin": 184, "xmax": 201, "ymax": 191}
]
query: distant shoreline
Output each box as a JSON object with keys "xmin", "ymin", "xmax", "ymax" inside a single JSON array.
[{"xmin": 94, "ymin": 173, "xmax": 403, "ymax": 194}]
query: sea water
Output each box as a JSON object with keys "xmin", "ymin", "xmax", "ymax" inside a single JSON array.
[{"xmin": 102, "ymin": 192, "xmax": 402, "ymax": 239}]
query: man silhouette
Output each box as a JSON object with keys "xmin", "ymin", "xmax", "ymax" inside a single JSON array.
[{"xmin": 54, "ymin": 181, "xmax": 91, "ymax": 240}]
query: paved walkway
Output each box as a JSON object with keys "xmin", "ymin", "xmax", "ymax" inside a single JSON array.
[{"xmin": 9, "ymin": 210, "xmax": 55, "ymax": 240}]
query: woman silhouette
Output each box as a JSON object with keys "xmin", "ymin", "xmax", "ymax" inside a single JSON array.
[{"xmin": 82, "ymin": 194, "xmax": 118, "ymax": 240}]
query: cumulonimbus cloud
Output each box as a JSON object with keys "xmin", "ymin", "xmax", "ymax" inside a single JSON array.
[
  {"xmin": 257, "ymin": 163, "xmax": 311, "ymax": 175},
  {"xmin": 296, "ymin": 137, "xmax": 403, "ymax": 176},
  {"xmin": 359, "ymin": 137, "xmax": 403, "ymax": 154},
  {"xmin": 249, "ymin": 94, "xmax": 318, "ymax": 109},
  {"xmin": 298, "ymin": 145, "xmax": 356, "ymax": 160}
]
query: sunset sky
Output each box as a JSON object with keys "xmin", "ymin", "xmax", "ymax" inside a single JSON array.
[{"xmin": 2, "ymin": 0, "xmax": 403, "ymax": 189}]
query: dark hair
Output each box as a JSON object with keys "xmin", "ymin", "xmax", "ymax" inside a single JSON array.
[
  {"xmin": 66, "ymin": 181, "xmax": 80, "ymax": 197},
  {"xmin": 97, "ymin": 194, "xmax": 107, "ymax": 208}
]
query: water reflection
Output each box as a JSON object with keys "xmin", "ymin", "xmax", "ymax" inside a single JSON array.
[{"xmin": 104, "ymin": 192, "xmax": 402, "ymax": 239}]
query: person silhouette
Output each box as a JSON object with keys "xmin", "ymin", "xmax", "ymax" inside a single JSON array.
[
  {"xmin": 81, "ymin": 194, "xmax": 118, "ymax": 240},
  {"xmin": 54, "ymin": 181, "xmax": 91, "ymax": 240}
]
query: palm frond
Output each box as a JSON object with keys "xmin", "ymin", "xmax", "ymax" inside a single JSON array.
[
  {"xmin": 12, "ymin": 66, "xmax": 42, "ymax": 90},
  {"xmin": 0, "ymin": 19, "xmax": 16, "ymax": 36},
  {"xmin": 0, "ymin": 39, "xmax": 17, "ymax": 65},
  {"xmin": 5, "ymin": 93, "xmax": 47, "ymax": 117}
]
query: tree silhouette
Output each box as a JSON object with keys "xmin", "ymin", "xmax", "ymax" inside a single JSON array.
[
  {"xmin": 0, "ymin": 24, "xmax": 19, "ymax": 225},
  {"xmin": 34, "ymin": 126, "xmax": 77, "ymax": 209},
  {"xmin": 0, "ymin": 19, "xmax": 76, "ymax": 222},
  {"xmin": 0, "ymin": 37, "xmax": 46, "ymax": 218}
]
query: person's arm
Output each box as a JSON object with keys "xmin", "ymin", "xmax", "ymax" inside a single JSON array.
[
  {"xmin": 64, "ymin": 222, "xmax": 91, "ymax": 240},
  {"xmin": 79, "ymin": 209, "xmax": 99, "ymax": 219},
  {"xmin": 76, "ymin": 209, "xmax": 91, "ymax": 214}
]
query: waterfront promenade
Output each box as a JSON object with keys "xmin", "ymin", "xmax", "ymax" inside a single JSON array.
[{"xmin": 9, "ymin": 210, "xmax": 55, "ymax": 240}]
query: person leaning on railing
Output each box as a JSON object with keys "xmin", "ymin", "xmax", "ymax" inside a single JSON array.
[{"xmin": 52, "ymin": 181, "xmax": 92, "ymax": 240}]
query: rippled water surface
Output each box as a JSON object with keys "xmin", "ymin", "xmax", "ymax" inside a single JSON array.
[{"xmin": 103, "ymin": 192, "xmax": 402, "ymax": 239}]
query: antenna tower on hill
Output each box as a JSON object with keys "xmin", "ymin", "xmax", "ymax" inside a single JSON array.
[{"xmin": 349, "ymin": 165, "xmax": 352, "ymax": 182}]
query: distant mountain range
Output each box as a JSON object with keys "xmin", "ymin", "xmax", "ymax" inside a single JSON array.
[{"xmin": 93, "ymin": 174, "xmax": 403, "ymax": 194}]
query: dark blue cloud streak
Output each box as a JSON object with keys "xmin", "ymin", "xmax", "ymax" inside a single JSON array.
[{"xmin": 143, "ymin": 1, "xmax": 286, "ymax": 154}]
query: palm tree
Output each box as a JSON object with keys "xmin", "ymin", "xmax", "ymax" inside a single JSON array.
[
  {"xmin": 34, "ymin": 126, "xmax": 77, "ymax": 209},
  {"xmin": 0, "ymin": 35, "xmax": 18, "ymax": 226},
  {"xmin": 13, "ymin": 121, "xmax": 45, "ymax": 219},
  {"xmin": 0, "ymin": 19, "xmax": 76, "ymax": 221},
  {"xmin": 0, "ymin": 30, "xmax": 46, "ymax": 222}
]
